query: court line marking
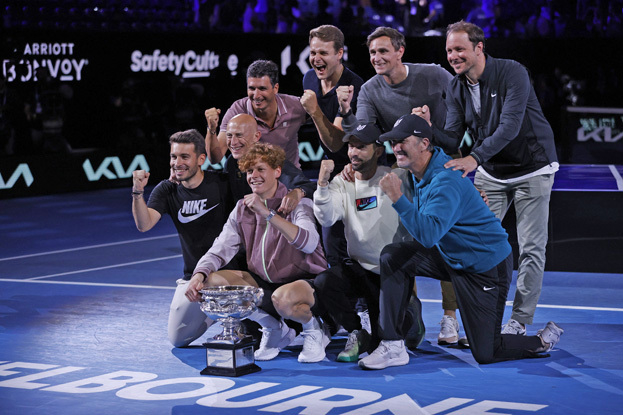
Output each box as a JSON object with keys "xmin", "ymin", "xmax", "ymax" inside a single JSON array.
[
  {"xmin": 609, "ymin": 165, "xmax": 623, "ymax": 191},
  {"xmin": 547, "ymin": 362, "xmax": 623, "ymax": 396},
  {"xmin": 24, "ymin": 255, "xmax": 182, "ymax": 280},
  {"xmin": 422, "ymin": 299, "xmax": 623, "ymax": 312},
  {"xmin": 0, "ymin": 278, "xmax": 174, "ymax": 290},
  {"xmin": 0, "ymin": 234, "xmax": 178, "ymax": 262},
  {"xmin": 0, "ymin": 280, "xmax": 620, "ymax": 313}
]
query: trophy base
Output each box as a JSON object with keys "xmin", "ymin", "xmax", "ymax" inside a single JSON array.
[
  {"xmin": 200, "ymin": 363, "xmax": 261, "ymax": 377},
  {"xmin": 201, "ymin": 336, "xmax": 261, "ymax": 377}
]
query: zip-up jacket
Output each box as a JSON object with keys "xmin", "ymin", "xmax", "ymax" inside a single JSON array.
[
  {"xmin": 393, "ymin": 148, "xmax": 511, "ymax": 273},
  {"xmin": 444, "ymin": 54, "xmax": 557, "ymax": 179},
  {"xmin": 194, "ymin": 182, "xmax": 327, "ymax": 283}
]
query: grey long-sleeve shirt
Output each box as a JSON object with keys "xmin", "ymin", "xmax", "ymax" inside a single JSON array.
[{"xmin": 342, "ymin": 63, "xmax": 458, "ymax": 154}]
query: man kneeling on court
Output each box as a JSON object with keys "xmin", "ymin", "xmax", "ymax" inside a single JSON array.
[
  {"xmin": 313, "ymin": 123, "xmax": 424, "ymax": 362},
  {"xmin": 185, "ymin": 143, "xmax": 331, "ymax": 363},
  {"xmin": 358, "ymin": 114, "xmax": 564, "ymax": 370}
]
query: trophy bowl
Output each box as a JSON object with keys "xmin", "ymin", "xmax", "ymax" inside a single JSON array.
[{"xmin": 198, "ymin": 285, "xmax": 264, "ymax": 377}]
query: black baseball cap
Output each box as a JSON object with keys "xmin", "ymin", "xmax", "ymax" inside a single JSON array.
[
  {"xmin": 378, "ymin": 114, "xmax": 433, "ymax": 142},
  {"xmin": 343, "ymin": 123, "xmax": 382, "ymax": 145}
]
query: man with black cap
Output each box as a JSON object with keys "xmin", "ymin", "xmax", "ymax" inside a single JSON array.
[
  {"xmin": 312, "ymin": 123, "xmax": 422, "ymax": 363},
  {"xmin": 358, "ymin": 114, "xmax": 564, "ymax": 370}
]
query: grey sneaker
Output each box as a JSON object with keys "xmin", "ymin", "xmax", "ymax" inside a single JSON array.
[
  {"xmin": 337, "ymin": 329, "xmax": 371, "ymax": 362},
  {"xmin": 537, "ymin": 321, "xmax": 564, "ymax": 352},
  {"xmin": 405, "ymin": 296, "xmax": 426, "ymax": 349},
  {"xmin": 298, "ymin": 320, "xmax": 331, "ymax": 363},
  {"xmin": 502, "ymin": 318, "xmax": 526, "ymax": 335},
  {"xmin": 254, "ymin": 322, "xmax": 296, "ymax": 361},
  {"xmin": 358, "ymin": 340, "xmax": 409, "ymax": 370},
  {"xmin": 438, "ymin": 315, "xmax": 459, "ymax": 345}
]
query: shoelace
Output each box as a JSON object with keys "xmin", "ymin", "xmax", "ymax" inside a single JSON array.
[
  {"xmin": 440, "ymin": 317, "xmax": 457, "ymax": 334},
  {"xmin": 302, "ymin": 329, "xmax": 322, "ymax": 349},
  {"xmin": 372, "ymin": 342, "xmax": 391, "ymax": 356},
  {"xmin": 507, "ymin": 320, "xmax": 524, "ymax": 332},
  {"xmin": 258, "ymin": 327, "xmax": 275, "ymax": 349},
  {"xmin": 344, "ymin": 332, "xmax": 358, "ymax": 349}
]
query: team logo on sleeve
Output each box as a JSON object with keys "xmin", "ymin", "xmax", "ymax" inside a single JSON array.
[{"xmin": 356, "ymin": 196, "xmax": 377, "ymax": 211}]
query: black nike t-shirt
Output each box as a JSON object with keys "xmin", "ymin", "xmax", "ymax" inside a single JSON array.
[{"xmin": 147, "ymin": 172, "xmax": 231, "ymax": 279}]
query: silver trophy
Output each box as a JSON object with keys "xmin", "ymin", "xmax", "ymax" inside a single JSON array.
[{"xmin": 199, "ymin": 285, "xmax": 264, "ymax": 377}]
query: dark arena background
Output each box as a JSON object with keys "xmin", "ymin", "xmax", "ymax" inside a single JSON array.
[{"xmin": 1, "ymin": 1, "xmax": 622, "ymax": 414}]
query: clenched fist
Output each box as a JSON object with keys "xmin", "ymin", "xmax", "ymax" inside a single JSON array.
[
  {"xmin": 132, "ymin": 170, "xmax": 150, "ymax": 192},
  {"xmin": 204, "ymin": 108, "xmax": 221, "ymax": 132},
  {"xmin": 318, "ymin": 159, "xmax": 335, "ymax": 187},
  {"xmin": 336, "ymin": 85, "xmax": 354, "ymax": 115},
  {"xmin": 300, "ymin": 90, "xmax": 320, "ymax": 116}
]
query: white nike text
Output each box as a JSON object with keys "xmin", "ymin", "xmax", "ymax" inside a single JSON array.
[{"xmin": 177, "ymin": 201, "xmax": 219, "ymax": 223}]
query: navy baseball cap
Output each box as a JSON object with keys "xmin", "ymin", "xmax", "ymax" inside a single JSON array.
[
  {"xmin": 379, "ymin": 114, "xmax": 433, "ymax": 142},
  {"xmin": 343, "ymin": 123, "xmax": 382, "ymax": 145}
]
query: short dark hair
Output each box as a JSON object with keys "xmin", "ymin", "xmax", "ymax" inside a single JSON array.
[
  {"xmin": 309, "ymin": 25, "xmax": 345, "ymax": 53},
  {"xmin": 238, "ymin": 143, "xmax": 285, "ymax": 171},
  {"xmin": 446, "ymin": 20, "xmax": 486, "ymax": 50},
  {"xmin": 414, "ymin": 135, "xmax": 434, "ymax": 152},
  {"xmin": 247, "ymin": 60, "xmax": 279, "ymax": 86},
  {"xmin": 169, "ymin": 129, "xmax": 206, "ymax": 156},
  {"xmin": 366, "ymin": 26, "xmax": 405, "ymax": 51}
]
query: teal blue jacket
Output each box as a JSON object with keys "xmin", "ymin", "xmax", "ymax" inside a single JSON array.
[{"xmin": 393, "ymin": 148, "xmax": 511, "ymax": 273}]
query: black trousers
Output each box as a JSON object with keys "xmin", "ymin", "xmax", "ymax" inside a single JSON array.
[
  {"xmin": 314, "ymin": 259, "xmax": 381, "ymax": 345},
  {"xmin": 322, "ymin": 220, "xmax": 349, "ymax": 267},
  {"xmin": 378, "ymin": 241, "xmax": 543, "ymax": 364}
]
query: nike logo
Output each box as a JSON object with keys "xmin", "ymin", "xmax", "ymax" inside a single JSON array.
[
  {"xmin": 491, "ymin": 93, "xmax": 497, "ymax": 97},
  {"xmin": 178, "ymin": 203, "xmax": 219, "ymax": 223},
  {"xmin": 483, "ymin": 286, "xmax": 495, "ymax": 291}
]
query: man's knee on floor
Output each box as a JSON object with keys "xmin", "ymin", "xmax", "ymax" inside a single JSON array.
[
  {"xmin": 167, "ymin": 319, "xmax": 207, "ymax": 348},
  {"xmin": 471, "ymin": 349, "xmax": 496, "ymax": 365},
  {"xmin": 168, "ymin": 330, "xmax": 193, "ymax": 348}
]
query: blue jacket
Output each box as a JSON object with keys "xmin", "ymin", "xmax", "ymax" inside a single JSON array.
[{"xmin": 393, "ymin": 148, "xmax": 511, "ymax": 273}]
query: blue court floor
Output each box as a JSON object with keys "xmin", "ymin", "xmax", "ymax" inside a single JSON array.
[{"xmin": 1, "ymin": 165, "xmax": 622, "ymax": 415}]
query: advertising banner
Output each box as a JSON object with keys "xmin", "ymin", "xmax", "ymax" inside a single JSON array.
[{"xmin": 561, "ymin": 107, "xmax": 623, "ymax": 164}]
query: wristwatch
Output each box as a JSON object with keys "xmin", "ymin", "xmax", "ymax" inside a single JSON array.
[{"xmin": 266, "ymin": 209, "xmax": 277, "ymax": 222}]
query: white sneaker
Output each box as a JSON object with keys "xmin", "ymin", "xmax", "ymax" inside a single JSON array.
[
  {"xmin": 358, "ymin": 310, "xmax": 371, "ymax": 334},
  {"xmin": 502, "ymin": 318, "xmax": 527, "ymax": 335},
  {"xmin": 289, "ymin": 333, "xmax": 305, "ymax": 347},
  {"xmin": 438, "ymin": 315, "xmax": 459, "ymax": 345},
  {"xmin": 358, "ymin": 340, "xmax": 409, "ymax": 370},
  {"xmin": 254, "ymin": 322, "xmax": 296, "ymax": 361},
  {"xmin": 298, "ymin": 320, "xmax": 331, "ymax": 363},
  {"xmin": 537, "ymin": 321, "xmax": 564, "ymax": 352}
]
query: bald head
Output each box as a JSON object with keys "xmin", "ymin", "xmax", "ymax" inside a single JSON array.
[{"xmin": 226, "ymin": 114, "xmax": 261, "ymax": 159}]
